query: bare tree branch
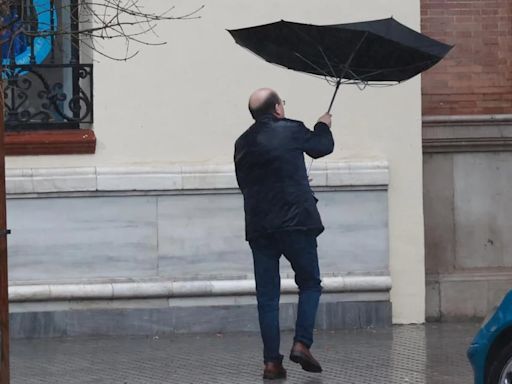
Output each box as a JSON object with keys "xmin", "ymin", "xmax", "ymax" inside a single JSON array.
[{"xmin": 0, "ymin": 0, "xmax": 204, "ymax": 61}]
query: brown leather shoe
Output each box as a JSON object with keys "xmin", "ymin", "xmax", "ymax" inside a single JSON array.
[
  {"xmin": 289, "ymin": 341, "xmax": 322, "ymax": 373},
  {"xmin": 263, "ymin": 361, "xmax": 287, "ymax": 380}
]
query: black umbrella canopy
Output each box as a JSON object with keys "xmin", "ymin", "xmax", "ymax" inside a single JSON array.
[{"xmin": 228, "ymin": 17, "xmax": 453, "ymax": 83}]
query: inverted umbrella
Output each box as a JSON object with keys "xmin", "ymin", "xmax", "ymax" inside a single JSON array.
[{"xmin": 228, "ymin": 17, "xmax": 453, "ymax": 112}]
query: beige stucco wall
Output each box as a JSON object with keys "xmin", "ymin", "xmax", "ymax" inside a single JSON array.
[{"xmin": 5, "ymin": 0, "xmax": 425, "ymax": 323}]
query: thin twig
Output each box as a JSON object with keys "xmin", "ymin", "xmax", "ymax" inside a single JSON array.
[{"xmin": 0, "ymin": 0, "xmax": 204, "ymax": 61}]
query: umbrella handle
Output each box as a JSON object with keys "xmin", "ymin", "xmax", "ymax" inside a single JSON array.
[{"xmin": 327, "ymin": 79, "xmax": 342, "ymax": 113}]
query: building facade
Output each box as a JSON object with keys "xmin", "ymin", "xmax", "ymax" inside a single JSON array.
[
  {"xmin": 422, "ymin": 0, "xmax": 512, "ymax": 320},
  {"xmin": 4, "ymin": 0, "xmax": 425, "ymax": 337}
]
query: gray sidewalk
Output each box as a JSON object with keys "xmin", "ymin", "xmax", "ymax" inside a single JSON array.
[{"xmin": 11, "ymin": 323, "xmax": 478, "ymax": 384}]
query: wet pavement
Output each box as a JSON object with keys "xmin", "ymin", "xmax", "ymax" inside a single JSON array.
[{"xmin": 11, "ymin": 322, "xmax": 479, "ymax": 384}]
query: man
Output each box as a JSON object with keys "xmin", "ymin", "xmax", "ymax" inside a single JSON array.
[{"xmin": 234, "ymin": 88, "xmax": 334, "ymax": 379}]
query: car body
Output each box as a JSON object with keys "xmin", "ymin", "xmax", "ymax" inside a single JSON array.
[{"xmin": 468, "ymin": 290, "xmax": 512, "ymax": 384}]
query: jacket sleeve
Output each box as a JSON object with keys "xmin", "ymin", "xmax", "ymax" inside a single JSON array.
[
  {"xmin": 302, "ymin": 122, "xmax": 335, "ymax": 159},
  {"xmin": 234, "ymin": 139, "xmax": 243, "ymax": 189}
]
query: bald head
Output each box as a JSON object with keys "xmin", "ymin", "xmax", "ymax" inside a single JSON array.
[
  {"xmin": 248, "ymin": 88, "xmax": 275, "ymax": 110},
  {"xmin": 248, "ymin": 88, "xmax": 285, "ymax": 120}
]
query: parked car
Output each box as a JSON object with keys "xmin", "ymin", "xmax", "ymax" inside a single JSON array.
[{"xmin": 468, "ymin": 290, "xmax": 512, "ymax": 384}]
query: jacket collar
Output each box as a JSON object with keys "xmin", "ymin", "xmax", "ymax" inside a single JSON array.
[{"xmin": 256, "ymin": 113, "xmax": 279, "ymax": 122}]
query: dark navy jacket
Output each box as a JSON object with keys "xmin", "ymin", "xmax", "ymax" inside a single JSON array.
[{"xmin": 234, "ymin": 114, "xmax": 334, "ymax": 241}]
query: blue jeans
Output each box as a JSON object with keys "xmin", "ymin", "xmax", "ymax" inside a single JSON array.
[{"xmin": 249, "ymin": 230, "xmax": 322, "ymax": 364}]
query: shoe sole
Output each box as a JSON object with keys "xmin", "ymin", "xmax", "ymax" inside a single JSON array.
[
  {"xmin": 263, "ymin": 372, "xmax": 287, "ymax": 380},
  {"xmin": 289, "ymin": 352, "xmax": 322, "ymax": 373}
]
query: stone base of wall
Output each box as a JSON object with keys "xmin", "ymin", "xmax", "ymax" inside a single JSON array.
[
  {"xmin": 10, "ymin": 292, "xmax": 391, "ymax": 338},
  {"xmin": 426, "ymin": 271, "xmax": 512, "ymax": 321}
]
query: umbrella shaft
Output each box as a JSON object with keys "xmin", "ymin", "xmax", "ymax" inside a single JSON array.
[{"xmin": 327, "ymin": 80, "xmax": 342, "ymax": 113}]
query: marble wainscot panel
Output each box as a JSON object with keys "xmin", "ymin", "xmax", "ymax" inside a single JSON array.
[
  {"xmin": 156, "ymin": 190, "xmax": 388, "ymax": 279},
  {"xmin": 7, "ymin": 196, "xmax": 159, "ymax": 281}
]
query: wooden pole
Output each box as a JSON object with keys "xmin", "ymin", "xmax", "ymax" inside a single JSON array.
[{"xmin": 0, "ymin": 71, "xmax": 11, "ymax": 384}]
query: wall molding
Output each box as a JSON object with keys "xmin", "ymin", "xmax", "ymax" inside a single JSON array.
[
  {"xmin": 426, "ymin": 270, "xmax": 512, "ymax": 283},
  {"xmin": 423, "ymin": 114, "xmax": 512, "ymax": 153},
  {"xmin": 5, "ymin": 160, "xmax": 389, "ymax": 196},
  {"xmin": 5, "ymin": 129, "xmax": 96, "ymax": 156},
  {"xmin": 423, "ymin": 114, "xmax": 512, "ymax": 125},
  {"xmin": 9, "ymin": 276, "xmax": 392, "ymax": 302}
]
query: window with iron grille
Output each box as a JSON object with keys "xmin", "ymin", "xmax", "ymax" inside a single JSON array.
[{"xmin": 1, "ymin": 0, "xmax": 93, "ymax": 132}]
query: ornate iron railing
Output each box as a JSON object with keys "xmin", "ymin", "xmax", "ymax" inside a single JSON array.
[
  {"xmin": 3, "ymin": 64, "xmax": 93, "ymax": 131},
  {"xmin": 1, "ymin": 0, "xmax": 93, "ymax": 131}
]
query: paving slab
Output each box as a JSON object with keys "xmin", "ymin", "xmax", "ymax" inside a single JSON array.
[{"xmin": 11, "ymin": 323, "xmax": 479, "ymax": 384}]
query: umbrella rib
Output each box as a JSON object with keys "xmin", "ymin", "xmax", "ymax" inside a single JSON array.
[
  {"xmin": 293, "ymin": 52, "xmax": 333, "ymax": 79},
  {"xmin": 317, "ymin": 46, "xmax": 337, "ymax": 79},
  {"xmin": 338, "ymin": 32, "xmax": 369, "ymax": 79},
  {"xmin": 326, "ymin": 31, "xmax": 370, "ymax": 112},
  {"xmin": 348, "ymin": 59, "xmax": 438, "ymax": 82},
  {"xmin": 300, "ymin": 71, "xmax": 340, "ymax": 86},
  {"xmin": 289, "ymin": 23, "xmax": 339, "ymax": 82},
  {"xmin": 340, "ymin": 67, "xmax": 366, "ymax": 83}
]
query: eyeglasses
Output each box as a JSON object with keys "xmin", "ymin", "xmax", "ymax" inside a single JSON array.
[{"xmin": 281, "ymin": 99, "xmax": 286, "ymax": 106}]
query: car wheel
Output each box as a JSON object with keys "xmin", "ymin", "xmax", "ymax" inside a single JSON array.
[{"xmin": 488, "ymin": 342, "xmax": 512, "ymax": 384}]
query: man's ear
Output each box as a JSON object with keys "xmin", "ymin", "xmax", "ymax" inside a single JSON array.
[{"xmin": 272, "ymin": 104, "xmax": 278, "ymax": 117}]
